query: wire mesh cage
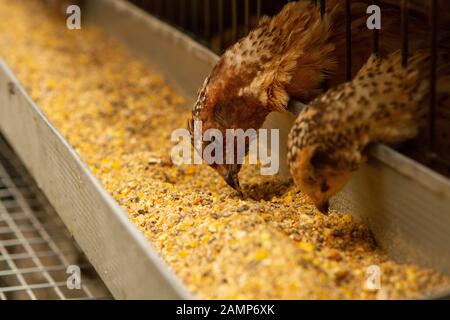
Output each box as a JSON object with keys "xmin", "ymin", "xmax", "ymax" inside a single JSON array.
[
  {"xmin": 128, "ymin": 0, "xmax": 450, "ymax": 178},
  {"xmin": 0, "ymin": 135, "xmax": 111, "ymax": 300}
]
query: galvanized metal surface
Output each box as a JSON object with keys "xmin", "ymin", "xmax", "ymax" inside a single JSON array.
[{"xmin": 333, "ymin": 145, "xmax": 450, "ymax": 276}]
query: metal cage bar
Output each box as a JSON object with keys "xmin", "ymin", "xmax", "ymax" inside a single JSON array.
[
  {"xmin": 256, "ymin": 0, "xmax": 262, "ymax": 20},
  {"xmin": 244, "ymin": 0, "xmax": 250, "ymax": 34},
  {"xmin": 429, "ymin": 0, "xmax": 438, "ymax": 155},
  {"xmin": 204, "ymin": 0, "xmax": 211, "ymax": 40},
  {"xmin": 401, "ymin": 0, "xmax": 409, "ymax": 67},
  {"xmin": 372, "ymin": 0, "xmax": 379, "ymax": 55},
  {"xmin": 319, "ymin": 0, "xmax": 325, "ymax": 17},
  {"xmin": 218, "ymin": 0, "xmax": 224, "ymax": 52},
  {"xmin": 0, "ymin": 136, "xmax": 111, "ymax": 300},
  {"xmin": 345, "ymin": 0, "xmax": 352, "ymax": 80},
  {"xmin": 231, "ymin": 0, "xmax": 238, "ymax": 43}
]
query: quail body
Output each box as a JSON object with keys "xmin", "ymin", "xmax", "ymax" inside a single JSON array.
[
  {"xmin": 287, "ymin": 51, "xmax": 450, "ymax": 213},
  {"xmin": 189, "ymin": 0, "xmax": 449, "ymax": 191}
]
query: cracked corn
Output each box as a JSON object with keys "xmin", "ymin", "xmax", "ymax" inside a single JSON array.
[{"xmin": 0, "ymin": 0, "xmax": 449, "ymax": 299}]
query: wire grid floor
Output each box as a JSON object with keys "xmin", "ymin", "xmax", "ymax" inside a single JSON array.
[{"xmin": 0, "ymin": 135, "xmax": 112, "ymax": 300}]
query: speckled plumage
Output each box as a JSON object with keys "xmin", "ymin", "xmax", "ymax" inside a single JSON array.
[
  {"xmin": 191, "ymin": 1, "xmax": 336, "ymax": 123},
  {"xmin": 189, "ymin": 1, "xmax": 339, "ymax": 190},
  {"xmin": 188, "ymin": 0, "xmax": 450, "ymax": 191},
  {"xmin": 287, "ymin": 51, "xmax": 450, "ymax": 213}
]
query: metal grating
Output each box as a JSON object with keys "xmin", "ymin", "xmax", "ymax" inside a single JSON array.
[
  {"xmin": 0, "ymin": 135, "xmax": 112, "ymax": 300},
  {"xmin": 129, "ymin": 0, "xmax": 450, "ymax": 178}
]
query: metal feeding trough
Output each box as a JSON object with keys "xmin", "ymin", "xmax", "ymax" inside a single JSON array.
[{"xmin": 0, "ymin": 0, "xmax": 449, "ymax": 299}]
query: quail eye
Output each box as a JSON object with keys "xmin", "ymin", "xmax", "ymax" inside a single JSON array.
[{"xmin": 320, "ymin": 181, "xmax": 330, "ymax": 193}]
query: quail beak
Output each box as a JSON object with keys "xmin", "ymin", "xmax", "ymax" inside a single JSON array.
[
  {"xmin": 316, "ymin": 200, "xmax": 330, "ymax": 214},
  {"xmin": 224, "ymin": 169, "xmax": 242, "ymax": 196}
]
